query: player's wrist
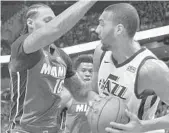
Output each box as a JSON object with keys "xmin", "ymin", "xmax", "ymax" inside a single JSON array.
[
  {"xmin": 138, "ymin": 120, "xmax": 146, "ymax": 132},
  {"xmin": 140, "ymin": 119, "xmax": 154, "ymax": 132}
]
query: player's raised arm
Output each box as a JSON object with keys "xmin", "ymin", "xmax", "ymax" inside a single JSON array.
[{"xmin": 23, "ymin": 0, "xmax": 97, "ymax": 54}]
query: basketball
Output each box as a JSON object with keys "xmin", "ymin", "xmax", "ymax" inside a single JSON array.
[{"xmin": 87, "ymin": 96, "xmax": 129, "ymax": 133}]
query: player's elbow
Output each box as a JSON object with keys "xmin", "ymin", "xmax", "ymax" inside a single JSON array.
[{"xmin": 23, "ymin": 27, "xmax": 56, "ymax": 54}]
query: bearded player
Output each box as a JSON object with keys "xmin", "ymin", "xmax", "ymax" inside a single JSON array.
[{"xmin": 91, "ymin": 3, "xmax": 169, "ymax": 133}]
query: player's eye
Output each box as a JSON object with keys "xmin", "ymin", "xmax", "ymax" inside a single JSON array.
[
  {"xmin": 43, "ymin": 17, "xmax": 53, "ymax": 23},
  {"xmin": 89, "ymin": 70, "xmax": 93, "ymax": 73},
  {"xmin": 81, "ymin": 69, "xmax": 86, "ymax": 72},
  {"xmin": 100, "ymin": 23, "xmax": 104, "ymax": 27}
]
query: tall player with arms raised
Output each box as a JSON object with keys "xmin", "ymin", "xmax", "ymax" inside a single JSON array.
[
  {"xmin": 8, "ymin": 1, "xmax": 98, "ymax": 133},
  {"xmin": 91, "ymin": 3, "xmax": 169, "ymax": 133}
]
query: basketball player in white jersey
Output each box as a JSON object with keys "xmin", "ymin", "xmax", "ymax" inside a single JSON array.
[{"xmin": 91, "ymin": 3, "xmax": 169, "ymax": 133}]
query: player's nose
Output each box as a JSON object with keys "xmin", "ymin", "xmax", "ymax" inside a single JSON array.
[
  {"xmin": 85, "ymin": 71, "xmax": 91, "ymax": 76},
  {"xmin": 95, "ymin": 26, "xmax": 100, "ymax": 35},
  {"xmin": 95, "ymin": 26, "xmax": 101, "ymax": 39}
]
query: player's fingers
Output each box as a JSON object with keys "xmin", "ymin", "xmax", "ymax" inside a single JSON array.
[
  {"xmin": 125, "ymin": 109, "xmax": 137, "ymax": 120},
  {"xmin": 109, "ymin": 121, "xmax": 128, "ymax": 131},
  {"xmin": 125, "ymin": 109, "xmax": 133, "ymax": 118},
  {"xmin": 105, "ymin": 127, "xmax": 124, "ymax": 133},
  {"xmin": 102, "ymin": 92, "xmax": 110, "ymax": 97}
]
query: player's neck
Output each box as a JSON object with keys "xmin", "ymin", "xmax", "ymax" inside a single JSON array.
[{"xmin": 111, "ymin": 40, "xmax": 141, "ymax": 65}]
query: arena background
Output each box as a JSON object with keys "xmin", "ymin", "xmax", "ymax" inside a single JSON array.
[{"xmin": 1, "ymin": 1, "xmax": 169, "ymax": 133}]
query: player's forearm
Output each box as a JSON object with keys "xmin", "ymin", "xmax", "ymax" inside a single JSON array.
[
  {"xmin": 59, "ymin": 87, "xmax": 72, "ymax": 109},
  {"xmin": 49, "ymin": 0, "xmax": 97, "ymax": 37},
  {"xmin": 24, "ymin": 0, "xmax": 97, "ymax": 53},
  {"xmin": 64, "ymin": 73, "xmax": 93, "ymax": 102},
  {"xmin": 141, "ymin": 114, "xmax": 169, "ymax": 132}
]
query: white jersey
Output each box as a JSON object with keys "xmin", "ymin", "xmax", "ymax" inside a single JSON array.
[{"xmin": 98, "ymin": 47, "xmax": 160, "ymax": 120}]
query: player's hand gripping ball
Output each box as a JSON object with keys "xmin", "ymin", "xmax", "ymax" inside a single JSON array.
[{"xmin": 87, "ymin": 96, "xmax": 129, "ymax": 133}]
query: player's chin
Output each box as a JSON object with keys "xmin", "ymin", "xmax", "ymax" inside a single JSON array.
[
  {"xmin": 101, "ymin": 45, "xmax": 109, "ymax": 51},
  {"xmin": 101, "ymin": 41, "xmax": 109, "ymax": 51}
]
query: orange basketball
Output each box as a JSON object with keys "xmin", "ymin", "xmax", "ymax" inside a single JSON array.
[{"xmin": 87, "ymin": 96, "xmax": 129, "ymax": 133}]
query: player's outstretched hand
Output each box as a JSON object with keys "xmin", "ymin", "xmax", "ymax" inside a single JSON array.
[{"xmin": 105, "ymin": 109, "xmax": 143, "ymax": 133}]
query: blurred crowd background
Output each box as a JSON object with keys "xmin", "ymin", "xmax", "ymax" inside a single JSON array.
[{"xmin": 1, "ymin": 1, "xmax": 169, "ymax": 133}]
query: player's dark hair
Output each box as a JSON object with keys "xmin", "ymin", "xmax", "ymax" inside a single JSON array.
[
  {"xmin": 104, "ymin": 3, "xmax": 140, "ymax": 38},
  {"xmin": 74, "ymin": 55, "xmax": 93, "ymax": 70},
  {"xmin": 21, "ymin": 3, "xmax": 50, "ymax": 34}
]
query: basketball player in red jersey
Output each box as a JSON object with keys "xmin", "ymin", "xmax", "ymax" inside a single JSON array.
[
  {"xmin": 60, "ymin": 55, "xmax": 93, "ymax": 133},
  {"xmin": 8, "ymin": 1, "xmax": 99, "ymax": 133},
  {"xmin": 91, "ymin": 3, "xmax": 169, "ymax": 133}
]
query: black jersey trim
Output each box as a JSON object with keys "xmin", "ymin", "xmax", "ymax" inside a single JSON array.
[
  {"xmin": 15, "ymin": 70, "xmax": 28, "ymax": 124},
  {"xmin": 100, "ymin": 51, "xmax": 106, "ymax": 65},
  {"xmin": 112, "ymin": 48, "xmax": 146, "ymax": 68},
  {"xmin": 134, "ymin": 56, "xmax": 156, "ymax": 99},
  {"xmin": 9, "ymin": 70, "xmax": 28, "ymax": 125},
  {"xmin": 134, "ymin": 56, "xmax": 157, "ymax": 120}
]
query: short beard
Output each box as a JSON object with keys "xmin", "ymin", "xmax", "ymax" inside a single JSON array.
[{"xmin": 101, "ymin": 45, "xmax": 109, "ymax": 51}]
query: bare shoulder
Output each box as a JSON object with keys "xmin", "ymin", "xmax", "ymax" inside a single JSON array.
[
  {"xmin": 137, "ymin": 59, "xmax": 169, "ymax": 97},
  {"xmin": 139, "ymin": 59, "xmax": 169, "ymax": 78},
  {"xmin": 141, "ymin": 59, "xmax": 169, "ymax": 104}
]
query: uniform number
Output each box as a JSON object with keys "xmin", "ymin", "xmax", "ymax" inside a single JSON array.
[{"xmin": 54, "ymin": 79, "xmax": 64, "ymax": 94}]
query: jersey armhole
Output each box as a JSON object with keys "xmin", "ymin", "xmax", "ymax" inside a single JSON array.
[
  {"xmin": 134, "ymin": 56, "xmax": 156, "ymax": 99},
  {"xmin": 58, "ymin": 48, "xmax": 75, "ymax": 79}
]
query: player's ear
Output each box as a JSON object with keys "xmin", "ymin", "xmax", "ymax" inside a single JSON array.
[
  {"xmin": 115, "ymin": 24, "xmax": 124, "ymax": 36},
  {"xmin": 27, "ymin": 18, "xmax": 34, "ymax": 31}
]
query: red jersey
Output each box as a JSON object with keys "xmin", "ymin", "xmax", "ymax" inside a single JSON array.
[
  {"xmin": 65, "ymin": 99, "xmax": 91, "ymax": 133},
  {"xmin": 9, "ymin": 34, "xmax": 75, "ymax": 132}
]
